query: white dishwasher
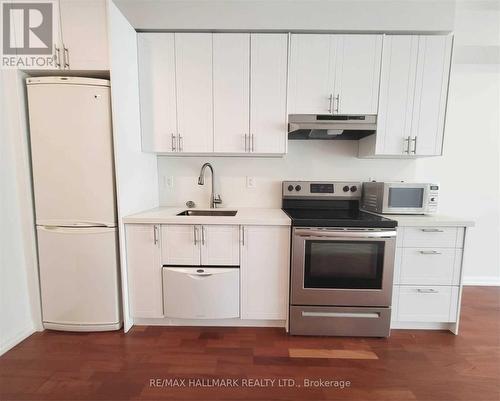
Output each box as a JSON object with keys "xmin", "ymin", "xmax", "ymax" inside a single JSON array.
[{"xmin": 162, "ymin": 267, "xmax": 240, "ymax": 319}]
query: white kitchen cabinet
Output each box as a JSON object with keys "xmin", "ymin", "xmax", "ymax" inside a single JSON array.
[
  {"xmin": 126, "ymin": 224, "xmax": 163, "ymax": 318},
  {"xmin": 333, "ymin": 35, "xmax": 382, "ymax": 115},
  {"xmin": 289, "ymin": 34, "xmax": 333, "ymax": 114},
  {"xmin": 289, "ymin": 34, "xmax": 382, "ymax": 115},
  {"xmin": 161, "ymin": 225, "xmax": 201, "ymax": 266},
  {"xmin": 240, "ymin": 226, "xmax": 290, "ymax": 320},
  {"xmin": 395, "ymin": 286, "xmax": 459, "ymax": 323},
  {"xmin": 57, "ymin": 0, "xmax": 108, "ymax": 70},
  {"xmin": 200, "ymin": 225, "xmax": 240, "ymax": 266},
  {"xmin": 137, "ymin": 33, "xmax": 177, "ymax": 152},
  {"xmin": 410, "ymin": 35, "xmax": 453, "ymax": 156},
  {"xmin": 359, "ymin": 34, "xmax": 452, "ymax": 158},
  {"xmin": 250, "ymin": 34, "xmax": 288, "ymax": 154},
  {"xmin": 213, "ymin": 34, "xmax": 250, "ymax": 153},
  {"xmin": 175, "ymin": 33, "xmax": 213, "ymax": 153},
  {"xmin": 162, "ymin": 224, "xmax": 239, "ymax": 266}
]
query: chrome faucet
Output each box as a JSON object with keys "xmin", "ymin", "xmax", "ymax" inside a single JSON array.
[{"xmin": 198, "ymin": 162, "xmax": 222, "ymax": 208}]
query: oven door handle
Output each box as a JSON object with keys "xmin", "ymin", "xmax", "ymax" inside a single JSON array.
[{"xmin": 294, "ymin": 229, "xmax": 397, "ymax": 239}]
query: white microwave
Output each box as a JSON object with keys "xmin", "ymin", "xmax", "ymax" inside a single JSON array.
[{"xmin": 361, "ymin": 182, "xmax": 439, "ymax": 215}]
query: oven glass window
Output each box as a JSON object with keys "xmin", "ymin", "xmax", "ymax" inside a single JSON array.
[
  {"xmin": 388, "ymin": 188, "xmax": 424, "ymax": 208},
  {"xmin": 304, "ymin": 241, "xmax": 384, "ymax": 289}
]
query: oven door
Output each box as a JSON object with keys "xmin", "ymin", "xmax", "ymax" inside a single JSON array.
[{"xmin": 291, "ymin": 228, "xmax": 396, "ymax": 307}]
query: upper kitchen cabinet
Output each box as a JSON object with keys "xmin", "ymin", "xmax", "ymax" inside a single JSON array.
[
  {"xmin": 250, "ymin": 34, "xmax": 288, "ymax": 154},
  {"xmin": 56, "ymin": 0, "xmax": 109, "ymax": 70},
  {"xmin": 289, "ymin": 34, "xmax": 382, "ymax": 115},
  {"xmin": 138, "ymin": 33, "xmax": 213, "ymax": 153},
  {"xmin": 213, "ymin": 34, "xmax": 250, "ymax": 153},
  {"xmin": 175, "ymin": 33, "xmax": 214, "ymax": 153},
  {"xmin": 138, "ymin": 32, "xmax": 287, "ymax": 155},
  {"xmin": 137, "ymin": 33, "xmax": 177, "ymax": 152},
  {"xmin": 359, "ymin": 35, "xmax": 452, "ymax": 158}
]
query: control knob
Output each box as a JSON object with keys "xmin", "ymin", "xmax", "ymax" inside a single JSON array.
[
  {"xmin": 350, "ymin": 186, "xmax": 358, "ymax": 192},
  {"xmin": 343, "ymin": 185, "xmax": 350, "ymax": 192},
  {"xmin": 295, "ymin": 185, "xmax": 302, "ymax": 191},
  {"xmin": 287, "ymin": 185, "xmax": 294, "ymax": 192}
]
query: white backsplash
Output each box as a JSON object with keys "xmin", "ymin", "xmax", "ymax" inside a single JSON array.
[{"xmin": 158, "ymin": 140, "xmax": 421, "ymax": 208}]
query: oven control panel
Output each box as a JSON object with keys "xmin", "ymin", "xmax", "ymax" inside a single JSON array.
[{"xmin": 283, "ymin": 181, "xmax": 362, "ymax": 199}]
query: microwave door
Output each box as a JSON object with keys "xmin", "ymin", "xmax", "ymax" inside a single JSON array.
[{"xmin": 382, "ymin": 185, "xmax": 427, "ymax": 214}]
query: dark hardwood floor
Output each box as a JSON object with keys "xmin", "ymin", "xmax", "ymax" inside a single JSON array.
[{"xmin": 1, "ymin": 286, "xmax": 499, "ymax": 401}]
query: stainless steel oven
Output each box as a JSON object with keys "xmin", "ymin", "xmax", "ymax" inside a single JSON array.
[{"xmin": 291, "ymin": 228, "xmax": 396, "ymax": 306}]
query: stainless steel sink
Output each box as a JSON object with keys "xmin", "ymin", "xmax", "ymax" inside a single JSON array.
[{"xmin": 176, "ymin": 210, "xmax": 237, "ymax": 217}]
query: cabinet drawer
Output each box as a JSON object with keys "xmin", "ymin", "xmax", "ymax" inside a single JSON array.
[
  {"xmin": 395, "ymin": 286, "xmax": 459, "ymax": 322},
  {"xmin": 397, "ymin": 248, "xmax": 462, "ymax": 285},
  {"xmin": 402, "ymin": 227, "xmax": 464, "ymax": 248}
]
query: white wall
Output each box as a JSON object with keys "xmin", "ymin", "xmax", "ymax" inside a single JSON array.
[
  {"xmin": 0, "ymin": 71, "xmax": 42, "ymax": 356},
  {"xmin": 153, "ymin": 0, "xmax": 500, "ymax": 284}
]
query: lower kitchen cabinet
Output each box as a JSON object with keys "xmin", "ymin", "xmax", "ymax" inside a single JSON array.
[
  {"xmin": 125, "ymin": 224, "xmax": 163, "ymax": 318},
  {"xmin": 391, "ymin": 225, "xmax": 468, "ymax": 333},
  {"xmin": 161, "ymin": 224, "xmax": 239, "ymax": 266},
  {"xmin": 161, "ymin": 225, "xmax": 200, "ymax": 265},
  {"xmin": 240, "ymin": 226, "xmax": 290, "ymax": 320}
]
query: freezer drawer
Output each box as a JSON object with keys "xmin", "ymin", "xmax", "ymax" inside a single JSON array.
[
  {"xmin": 289, "ymin": 305, "xmax": 391, "ymax": 337},
  {"xmin": 162, "ymin": 267, "xmax": 239, "ymax": 319},
  {"xmin": 37, "ymin": 226, "xmax": 121, "ymax": 331}
]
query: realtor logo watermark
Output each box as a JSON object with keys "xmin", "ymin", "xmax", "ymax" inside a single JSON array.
[{"xmin": 1, "ymin": 0, "xmax": 56, "ymax": 69}]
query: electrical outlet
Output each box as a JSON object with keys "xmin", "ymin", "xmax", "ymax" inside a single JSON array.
[
  {"xmin": 246, "ymin": 176, "xmax": 256, "ymax": 189},
  {"xmin": 166, "ymin": 176, "xmax": 174, "ymax": 188}
]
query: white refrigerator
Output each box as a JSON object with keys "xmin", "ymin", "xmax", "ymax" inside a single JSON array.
[{"xmin": 27, "ymin": 76, "xmax": 121, "ymax": 331}]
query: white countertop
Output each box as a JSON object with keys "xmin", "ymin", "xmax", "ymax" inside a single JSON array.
[
  {"xmin": 375, "ymin": 213, "xmax": 475, "ymax": 228},
  {"xmin": 123, "ymin": 207, "xmax": 292, "ymax": 226}
]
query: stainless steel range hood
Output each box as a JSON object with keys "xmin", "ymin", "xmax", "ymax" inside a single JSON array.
[{"xmin": 288, "ymin": 114, "xmax": 377, "ymax": 140}]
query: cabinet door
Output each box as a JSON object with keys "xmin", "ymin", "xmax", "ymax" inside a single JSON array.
[
  {"xmin": 411, "ymin": 35, "xmax": 452, "ymax": 156},
  {"xmin": 175, "ymin": 33, "xmax": 213, "ymax": 153},
  {"xmin": 126, "ymin": 224, "xmax": 163, "ymax": 318},
  {"xmin": 250, "ymin": 34, "xmax": 288, "ymax": 154},
  {"xmin": 161, "ymin": 225, "xmax": 201, "ymax": 265},
  {"xmin": 334, "ymin": 34, "xmax": 382, "ymax": 115},
  {"xmin": 376, "ymin": 35, "xmax": 419, "ymax": 155},
  {"xmin": 240, "ymin": 226, "xmax": 290, "ymax": 320},
  {"xmin": 137, "ymin": 33, "xmax": 177, "ymax": 152},
  {"xmin": 213, "ymin": 34, "xmax": 250, "ymax": 153},
  {"xmin": 289, "ymin": 34, "xmax": 335, "ymax": 114},
  {"xmin": 59, "ymin": 0, "xmax": 108, "ymax": 70},
  {"xmin": 200, "ymin": 225, "xmax": 240, "ymax": 266}
]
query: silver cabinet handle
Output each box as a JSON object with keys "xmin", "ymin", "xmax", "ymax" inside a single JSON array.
[
  {"xmin": 54, "ymin": 45, "xmax": 61, "ymax": 68},
  {"xmin": 153, "ymin": 225, "xmax": 158, "ymax": 245},
  {"xmin": 404, "ymin": 136, "xmax": 411, "ymax": 154},
  {"xmin": 63, "ymin": 46, "xmax": 69, "ymax": 69},
  {"xmin": 334, "ymin": 94, "xmax": 340, "ymax": 113},
  {"xmin": 417, "ymin": 288, "xmax": 439, "ymax": 294},
  {"xmin": 411, "ymin": 136, "xmax": 417, "ymax": 154},
  {"xmin": 251, "ymin": 134, "xmax": 255, "ymax": 152},
  {"xmin": 328, "ymin": 94, "xmax": 333, "ymax": 113},
  {"xmin": 244, "ymin": 134, "xmax": 248, "ymax": 152},
  {"xmin": 171, "ymin": 133, "xmax": 176, "ymax": 151},
  {"xmin": 241, "ymin": 226, "xmax": 245, "ymax": 246},
  {"xmin": 421, "ymin": 228, "xmax": 444, "ymax": 233},
  {"xmin": 178, "ymin": 134, "xmax": 183, "ymax": 152},
  {"xmin": 193, "ymin": 226, "xmax": 198, "ymax": 245},
  {"xmin": 419, "ymin": 250, "xmax": 442, "ymax": 255},
  {"xmin": 201, "ymin": 226, "xmax": 205, "ymax": 245}
]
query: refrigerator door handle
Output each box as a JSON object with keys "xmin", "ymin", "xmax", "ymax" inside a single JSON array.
[
  {"xmin": 36, "ymin": 220, "xmax": 115, "ymax": 228},
  {"xmin": 38, "ymin": 226, "xmax": 116, "ymax": 234}
]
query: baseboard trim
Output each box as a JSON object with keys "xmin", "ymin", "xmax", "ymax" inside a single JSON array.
[
  {"xmin": 0, "ymin": 327, "xmax": 35, "ymax": 357},
  {"xmin": 463, "ymin": 276, "xmax": 500, "ymax": 286}
]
